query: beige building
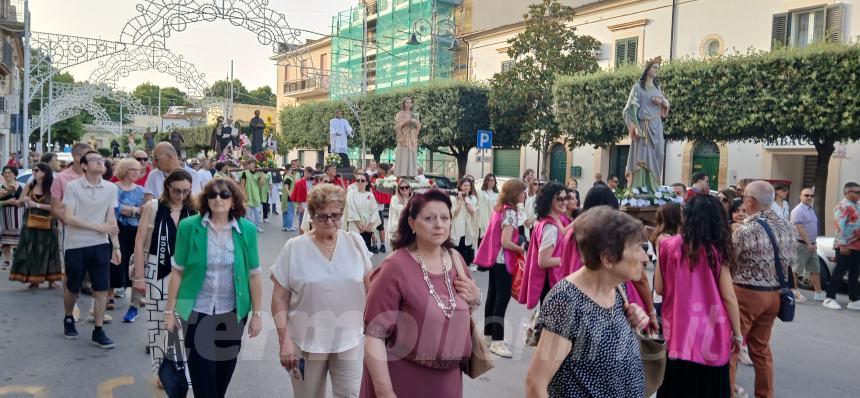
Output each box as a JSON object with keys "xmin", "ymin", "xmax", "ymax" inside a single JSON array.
[
  {"xmin": 0, "ymin": 0, "xmax": 24, "ymax": 163},
  {"xmin": 462, "ymin": 0, "xmax": 859, "ymax": 234}
]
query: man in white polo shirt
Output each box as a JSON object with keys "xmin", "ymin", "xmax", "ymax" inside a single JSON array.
[{"xmin": 62, "ymin": 150, "xmax": 121, "ymax": 349}]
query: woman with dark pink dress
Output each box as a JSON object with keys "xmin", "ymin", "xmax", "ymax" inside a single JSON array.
[{"xmin": 361, "ymin": 189, "xmax": 482, "ymax": 398}]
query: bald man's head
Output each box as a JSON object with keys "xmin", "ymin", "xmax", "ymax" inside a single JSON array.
[{"xmin": 153, "ymin": 142, "xmax": 179, "ymax": 172}]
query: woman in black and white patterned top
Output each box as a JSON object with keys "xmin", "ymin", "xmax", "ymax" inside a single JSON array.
[{"xmin": 526, "ymin": 206, "xmax": 650, "ymax": 398}]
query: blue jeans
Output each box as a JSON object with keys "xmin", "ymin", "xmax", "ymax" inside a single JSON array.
[
  {"xmin": 247, "ymin": 206, "xmax": 262, "ymax": 227},
  {"xmin": 282, "ymin": 202, "xmax": 295, "ymax": 230}
]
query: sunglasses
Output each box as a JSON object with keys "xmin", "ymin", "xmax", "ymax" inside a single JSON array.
[
  {"xmin": 802, "ymin": 194, "xmax": 814, "ymax": 198},
  {"xmin": 135, "ymin": 157, "xmax": 149, "ymax": 162},
  {"xmin": 355, "ymin": 178, "xmax": 367, "ymax": 183},
  {"xmin": 398, "ymin": 186, "xmax": 411, "ymax": 191},
  {"xmin": 206, "ymin": 190, "xmax": 233, "ymax": 200},
  {"xmin": 313, "ymin": 213, "xmax": 343, "ymax": 223},
  {"xmin": 170, "ymin": 187, "xmax": 192, "ymax": 196},
  {"xmin": 555, "ymin": 195, "xmax": 568, "ymax": 202}
]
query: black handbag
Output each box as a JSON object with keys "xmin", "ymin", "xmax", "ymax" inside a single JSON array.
[
  {"xmin": 754, "ymin": 218, "xmax": 795, "ymax": 322},
  {"xmin": 158, "ymin": 319, "xmax": 191, "ymax": 398}
]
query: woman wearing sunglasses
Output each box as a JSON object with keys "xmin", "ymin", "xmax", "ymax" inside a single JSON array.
[
  {"xmin": 131, "ymin": 169, "xmax": 197, "ymax": 379},
  {"xmin": 165, "ymin": 177, "xmax": 263, "ymax": 398},
  {"xmin": 271, "ymin": 183, "xmax": 373, "ymax": 397},
  {"xmin": 520, "ymin": 182, "xmax": 571, "ymax": 310},
  {"xmin": 345, "ymin": 171, "xmax": 381, "ymax": 251},
  {"xmin": 387, "ymin": 178, "xmax": 413, "ymax": 248}
]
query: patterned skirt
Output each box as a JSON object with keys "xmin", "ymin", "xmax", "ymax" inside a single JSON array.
[
  {"xmin": 8, "ymin": 216, "xmax": 62, "ymax": 284},
  {"xmin": 1, "ymin": 204, "xmax": 21, "ymax": 247}
]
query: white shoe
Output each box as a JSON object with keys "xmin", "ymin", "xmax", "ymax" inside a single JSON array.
[
  {"xmin": 847, "ymin": 300, "xmax": 860, "ymax": 311},
  {"xmin": 739, "ymin": 345, "xmax": 753, "ymax": 366},
  {"xmin": 263, "ymin": 219, "xmax": 270, "ymax": 223},
  {"xmin": 792, "ymin": 289, "xmax": 807, "ymax": 303},
  {"xmin": 822, "ymin": 298, "xmax": 842, "ymax": 310},
  {"xmin": 489, "ymin": 341, "xmax": 513, "ymax": 358},
  {"xmin": 257, "ymin": 227, "xmax": 264, "ymax": 233},
  {"xmin": 813, "ymin": 291, "xmax": 826, "ymax": 301},
  {"xmin": 469, "ymin": 264, "xmax": 478, "ymax": 272}
]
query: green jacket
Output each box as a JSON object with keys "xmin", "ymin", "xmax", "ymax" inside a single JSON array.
[{"xmin": 172, "ymin": 214, "xmax": 260, "ymax": 322}]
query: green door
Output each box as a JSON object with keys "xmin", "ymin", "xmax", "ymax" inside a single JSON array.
[
  {"xmin": 549, "ymin": 144, "xmax": 567, "ymax": 183},
  {"xmin": 609, "ymin": 145, "xmax": 630, "ymax": 187},
  {"xmin": 691, "ymin": 141, "xmax": 719, "ymax": 191},
  {"xmin": 493, "ymin": 149, "xmax": 521, "ymax": 177}
]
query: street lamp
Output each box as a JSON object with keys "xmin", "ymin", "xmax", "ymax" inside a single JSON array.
[{"xmin": 406, "ymin": 13, "xmax": 460, "ymax": 51}]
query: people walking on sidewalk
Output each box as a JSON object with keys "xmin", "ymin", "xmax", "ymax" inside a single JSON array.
[
  {"xmin": 730, "ymin": 181, "xmax": 798, "ymax": 398},
  {"xmin": 61, "ymin": 151, "xmax": 122, "ymax": 349},
  {"xmin": 271, "ymin": 183, "xmax": 372, "ymax": 397},
  {"xmin": 655, "ymin": 195, "xmax": 742, "ymax": 397},
  {"xmin": 361, "ymin": 189, "xmax": 481, "ymax": 398},
  {"xmin": 474, "ymin": 178, "xmax": 527, "ymax": 359},
  {"xmin": 132, "ymin": 169, "xmax": 196, "ymax": 375},
  {"xmin": 525, "ymin": 206, "xmax": 649, "ymax": 398},
  {"xmin": 8, "ymin": 162, "xmax": 62, "ymax": 287},
  {"xmin": 791, "ymin": 188, "xmax": 822, "ymax": 302},
  {"xmin": 166, "ymin": 177, "xmax": 263, "ymax": 398},
  {"xmin": 823, "ymin": 182, "xmax": 860, "ymax": 310}
]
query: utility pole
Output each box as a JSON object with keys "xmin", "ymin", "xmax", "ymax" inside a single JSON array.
[
  {"xmin": 229, "ymin": 60, "xmax": 234, "ymax": 119},
  {"xmin": 360, "ymin": 4, "xmax": 368, "ymax": 168},
  {"xmin": 22, "ymin": 0, "xmax": 30, "ymax": 168},
  {"xmin": 158, "ymin": 86, "xmax": 163, "ymax": 132},
  {"xmin": 119, "ymin": 99, "xmax": 123, "ymax": 136},
  {"xmin": 38, "ymin": 90, "xmax": 43, "ymax": 153},
  {"xmin": 47, "ymin": 77, "xmax": 52, "ymax": 151}
]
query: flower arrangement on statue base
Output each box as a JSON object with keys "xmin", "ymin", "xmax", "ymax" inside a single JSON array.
[
  {"xmin": 616, "ymin": 166, "xmax": 683, "ymax": 208},
  {"xmin": 325, "ymin": 153, "xmax": 341, "ymax": 167}
]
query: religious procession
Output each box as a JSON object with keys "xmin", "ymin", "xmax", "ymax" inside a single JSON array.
[{"xmin": 3, "ymin": 1, "xmax": 860, "ymax": 398}]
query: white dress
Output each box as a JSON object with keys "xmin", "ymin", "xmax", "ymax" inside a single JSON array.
[
  {"xmin": 345, "ymin": 189, "xmax": 381, "ymax": 234},
  {"xmin": 387, "ymin": 195, "xmax": 409, "ymax": 247},
  {"xmin": 451, "ymin": 195, "xmax": 479, "ymax": 247},
  {"xmin": 477, "ymin": 189, "xmax": 498, "ymax": 239},
  {"xmin": 521, "ymin": 194, "xmax": 538, "ymax": 242}
]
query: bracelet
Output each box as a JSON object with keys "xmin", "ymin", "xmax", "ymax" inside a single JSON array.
[
  {"xmin": 164, "ymin": 310, "xmax": 175, "ymax": 315},
  {"xmin": 732, "ymin": 334, "xmax": 744, "ymax": 343}
]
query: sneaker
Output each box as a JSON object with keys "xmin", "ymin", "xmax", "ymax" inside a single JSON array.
[
  {"xmin": 370, "ymin": 246, "xmax": 379, "ymax": 254},
  {"xmin": 813, "ymin": 291, "xmax": 826, "ymax": 301},
  {"xmin": 733, "ymin": 385, "xmax": 749, "ymax": 398},
  {"xmin": 87, "ymin": 311, "xmax": 114, "ymax": 323},
  {"xmin": 792, "ymin": 289, "xmax": 807, "ymax": 303},
  {"xmin": 287, "ymin": 227, "xmax": 297, "ymax": 232},
  {"xmin": 63, "ymin": 316, "xmax": 79, "ymax": 339},
  {"xmin": 257, "ymin": 227, "xmax": 264, "ymax": 233},
  {"xmin": 739, "ymin": 345, "xmax": 753, "ymax": 366},
  {"xmin": 263, "ymin": 218, "xmax": 270, "ymax": 223},
  {"xmin": 490, "ymin": 341, "xmax": 513, "ymax": 358},
  {"xmin": 114, "ymin": 288, "xmax": 126, "ymax": 298},
  {"xmin": 822, "ymin": 298, "xmax": 842, "ymax": 310},
  {"xmin": 379, "ymin": 245, "xmax": 387, "ymax": 253},
  {"xmin": 469, "ymin": 264, "xmax": 479, "ymax": 272},
  {"xmin": 123, "ymin": 306, "xmax": 138, "ymax": 323},
  {"xmin": 91, "ymin": 329, "xmax": 116, "ymax": 349},
  {"xmin": 483, "ymin": 335, "xmax": 492, "ymax": 348},
  {"xmin": 847, "ymin": 301, "xmax": 860, "ymax": 311}
]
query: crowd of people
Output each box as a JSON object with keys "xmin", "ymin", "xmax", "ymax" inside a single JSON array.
[{"xmin": 1, "ymin": 139, "xmax": 858, "ymax": 398}]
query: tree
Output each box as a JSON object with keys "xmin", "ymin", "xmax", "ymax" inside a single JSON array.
[
  {"xmin": 206, "ymin": 79, "xmax": 249, "ymax": 100},
  {"xmin": 245, "ymin": 86, "xmax": 277, "ymax": 106},
  {"xmin": 132, "ymin": 82, "xmax": 188, "ymax": 115},
  {"xmin": 488, "ymin": 0, "xmax": 601, "ymax": 178},
  {"xmin": 554, "ymin": 44, "xmax": 860, "ymax": 231}
]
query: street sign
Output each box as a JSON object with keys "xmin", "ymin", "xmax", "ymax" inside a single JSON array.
[{"xmin": 477, "ymin": 130, "xmax": 493, "ymax": 149}]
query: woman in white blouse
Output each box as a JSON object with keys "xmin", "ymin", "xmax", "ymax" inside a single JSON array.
[
  {"xmin": 271, "ymin": 184, "xmax": 373, "ymax": 398},
  {"xmin": 451, "ymin": 178, "xmax": 479, "ymax": 265},
  {"xmin": 477, "ymin": 174, "xmax": 499, "ymax": 241},
  {"xmin": 386, "ymin": 179, "xmax": 413, "ymax": 248},
  {"xmin": 345, "ymin": 172, "xmax": 381, "ymax": 250}
]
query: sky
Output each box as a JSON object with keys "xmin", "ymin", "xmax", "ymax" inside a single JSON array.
[{"xmin": 31, "ymin": 0, "xmax": 355, "ymax": 94}]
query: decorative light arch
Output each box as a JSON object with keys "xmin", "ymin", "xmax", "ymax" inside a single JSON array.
[
  {"xmin": 89, "ymin": 46, "xmax": 208, "ymax": 98},
  {"xmin": 120, "ymin": 0, "xmax": 306, "ymax": 54},
  {"xmin": 31, "ymin": 82, "xmax": 149, "ymax": 135}
]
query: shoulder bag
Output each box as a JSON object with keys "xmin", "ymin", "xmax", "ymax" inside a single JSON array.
[
  {"xmin": 450, "ymin": 249, "xmax": 495, "ymax": 379},
  {"xmin": 158, "ymin": 318, "xmax": 191, "ymax": 398},
  {"xmin": 754, "ymin": 218, "xmax": 795, "ymax": 322},
  {"xmin": 26, "ymin": 190, "xmax": 52, "ymax": 230},
  {"xmin": 617, "ymin": 285, "xmax": 666, "ymax": 397}
]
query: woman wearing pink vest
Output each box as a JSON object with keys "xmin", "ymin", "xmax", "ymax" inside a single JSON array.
[
  {"xmin": 474, "ymin": 179, "xmax": 527, "ymax": 358},
  {"xmin": 520, "ymin": 182, "xmax": 571, "ymax": 310},
  {"xmin": 654, "ymin": 195, "xmax": 742, "ymax": 397}
]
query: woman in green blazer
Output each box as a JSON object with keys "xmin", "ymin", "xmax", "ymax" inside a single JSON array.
[{"xmin": 165, "ymin": 177, "xmax": 263, "ymax": 398}]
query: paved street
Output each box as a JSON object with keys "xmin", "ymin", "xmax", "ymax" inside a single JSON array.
[{"xmin": 1, "ymin": 215, "xmax": 859, "ymax": 397}]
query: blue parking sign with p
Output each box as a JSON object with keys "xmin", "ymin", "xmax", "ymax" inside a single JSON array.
[{"xmin": 477, "ymin": 130, "xmax": 493, "ymax": 149}]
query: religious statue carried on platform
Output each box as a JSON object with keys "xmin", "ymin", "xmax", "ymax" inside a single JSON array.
[
  {"xmin": 623, "ymin": 56, "xmax": 670, "ymax": 189},
  {"xmin": 393, "ymin": 97, "xmax": 421, "ymax": 177}
]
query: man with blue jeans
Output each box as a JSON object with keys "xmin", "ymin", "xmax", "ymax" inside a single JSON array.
[
  {"xmin": 280, "ymin": 161, "xmax": 301, "ymax": 231},
  {"xmin": 823, "ymin": 182, "xmax": 860, "ymax": 310},
  {"xmin": 62, "ymin": 151, "xmax": 121, "ymax": 348}
]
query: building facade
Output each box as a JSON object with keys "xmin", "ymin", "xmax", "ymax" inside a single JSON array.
[
  {"xmin": 0, "ymin": 0, "xmax": 24, "ymax": 163},
  {"xmin": 462, "ymin": 0, "xmax": 859, "ymax": 234}
]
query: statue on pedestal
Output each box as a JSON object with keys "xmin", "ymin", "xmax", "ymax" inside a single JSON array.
[
  {"xmin": 624, "ymin": 56, "xmax": 670, "ymax": 187},
  {"xmin": 393, "ymin": 97, "xmax": 421, "ymax": 177}
]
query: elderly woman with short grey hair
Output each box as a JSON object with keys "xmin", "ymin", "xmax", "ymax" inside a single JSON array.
[{"xmin": 271, "ymin": 183, "xmax": 373, "ymax": 398}]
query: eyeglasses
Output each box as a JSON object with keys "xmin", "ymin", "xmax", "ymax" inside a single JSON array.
[
  {"xmin": 135, "ymin": 157, "xmax": 149, "ymax": 162},
  {"xmin": 313, "ymin": 213, "xmax": 342, "ymax": 223},
  {"xmin": 170, "ymin": 187, "xmax": 192, "ymax": 196},
  {"xmin": 355, "ymin": 178, "xmax": 367, "ymax": 183},
  {"xmin": 206, "ymin": 190, "xmax": 232, "ymax": 200},
  {"xmin": 802, "ymin": 194, "xmax": 814, "ymax": 198},
  {"xmin": 848, "ymin": 190, "xmax": 860, "ymax": 195},
  {"xmin": 555, "ymin": 195, "xmax": 568, "ymax": 202},
  {"xmin": 86, "ymin": 157, "xmax": 106, "ymax": 164},
  {"xmin": 398, "ymin": 186, "xmax": 411, "ymax": 191}
]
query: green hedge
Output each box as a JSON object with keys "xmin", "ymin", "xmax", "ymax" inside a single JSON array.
[
  {"xmin": 553, "ymin": 43, "xmax": 860, "ymax": 148},
  {"xmin": 277, "ymin": 80, "xmax": 492, "ymax": 176}
]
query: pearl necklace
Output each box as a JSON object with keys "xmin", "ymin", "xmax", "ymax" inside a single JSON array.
[{"xmin": 414, "ymin": 247, "xmax": 457, "ymax": 318}]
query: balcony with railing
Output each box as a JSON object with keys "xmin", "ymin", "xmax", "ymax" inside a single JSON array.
[
  {"xmin": 0, "ymin": 0, "xmax": 24, "ymax": 30},
  {"xmin": 283, "ymin": 71, "xmax": 330, "ymax": 99}
]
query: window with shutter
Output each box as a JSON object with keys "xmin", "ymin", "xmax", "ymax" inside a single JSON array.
[
  {"xmin": 825, "ymin": 3, "xmax": 844, "ymax": 43},
  {"xmin": 614, "ymin": 37, "xmax": 638, "ymax": 67},
  {"xmin": 771, "ymin": 13, "xmax": 788, "ymax": 49}
]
